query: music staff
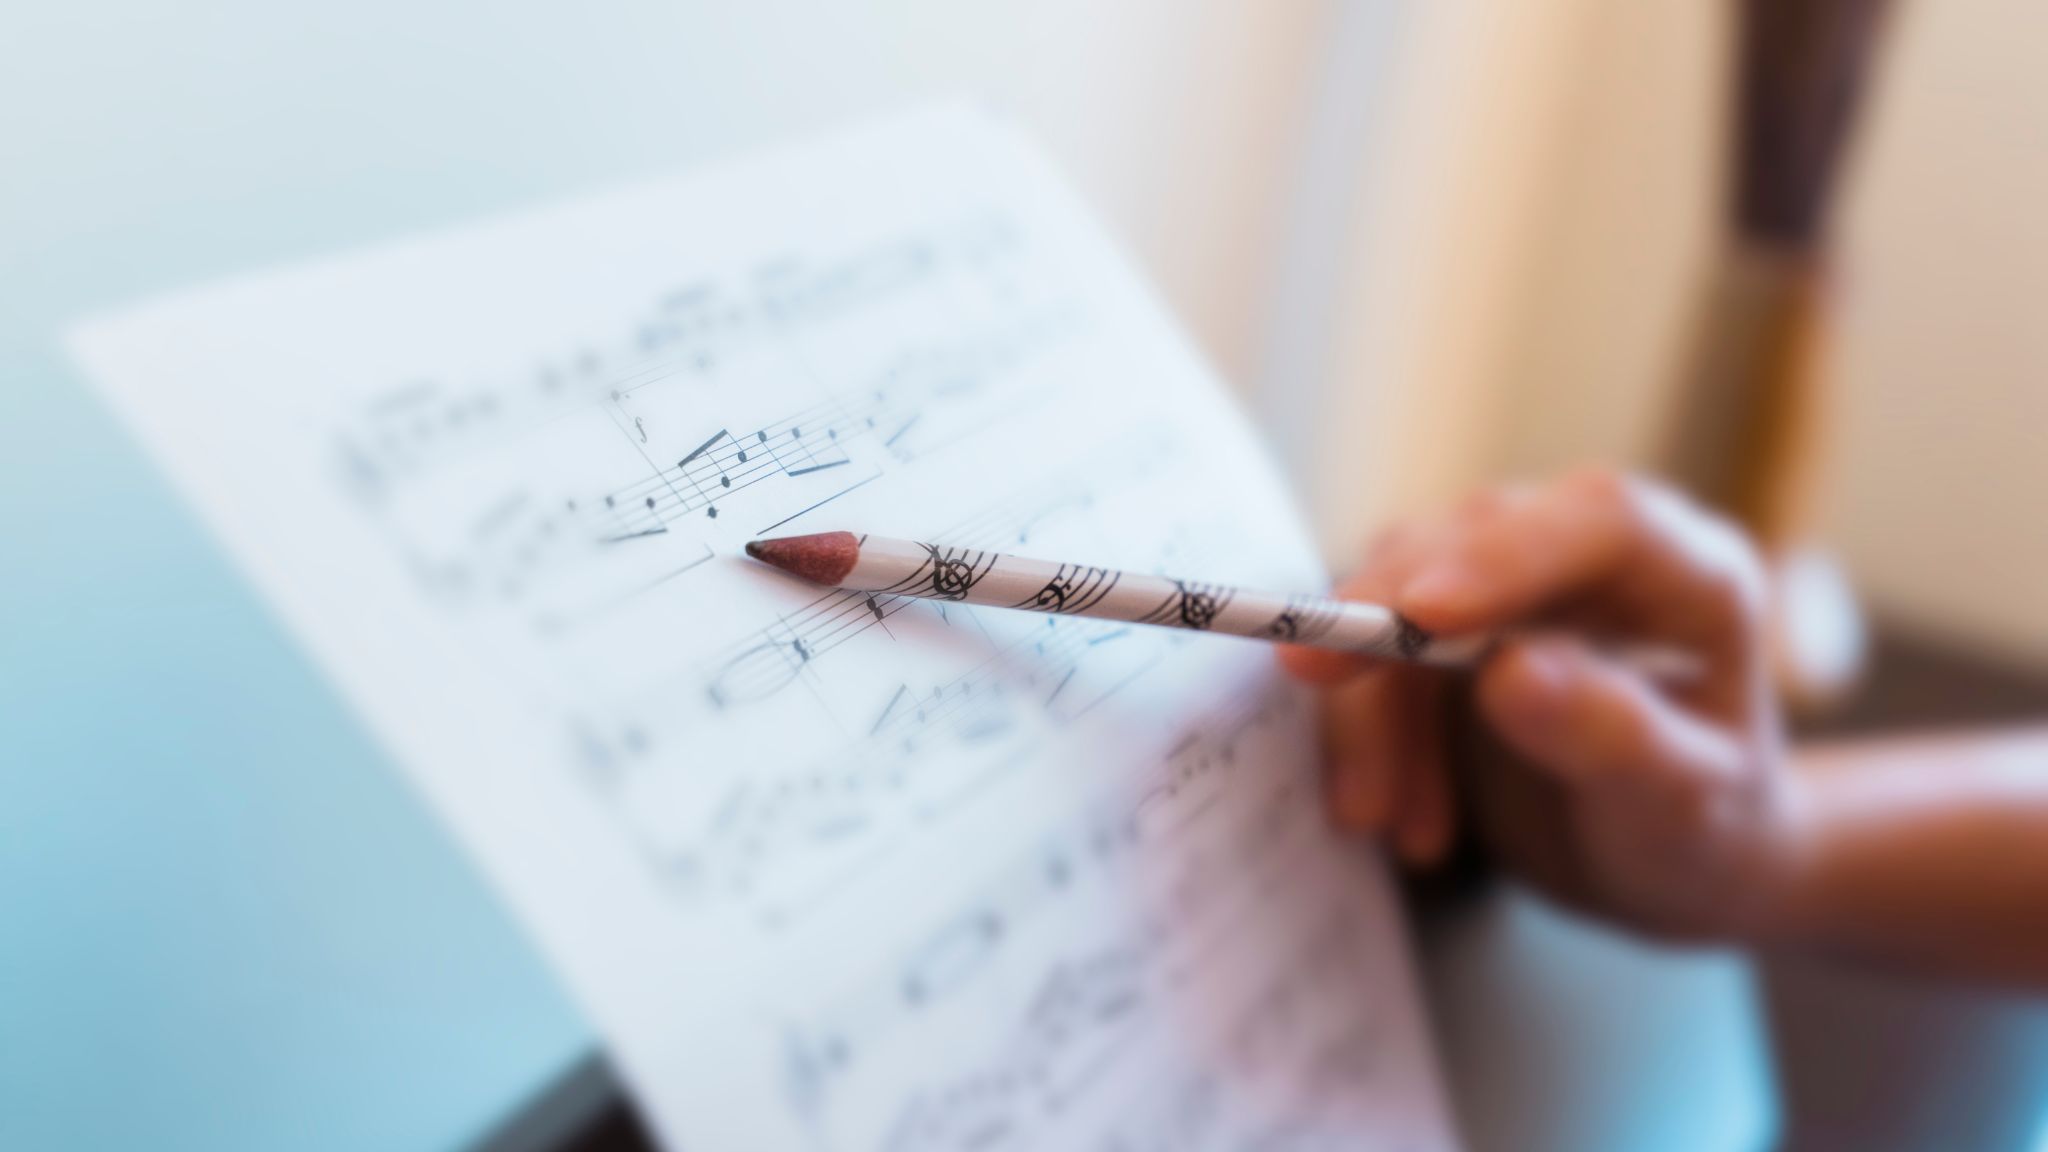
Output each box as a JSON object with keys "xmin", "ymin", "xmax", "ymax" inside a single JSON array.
[{"xmin": 337, "ymin": 216, "xmax": 1037, "ymax": 504}]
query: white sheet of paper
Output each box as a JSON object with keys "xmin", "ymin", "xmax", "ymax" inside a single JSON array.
[{"xmin": 70, "ymin": 106, "xmax": 1458, "ymax": 1152}]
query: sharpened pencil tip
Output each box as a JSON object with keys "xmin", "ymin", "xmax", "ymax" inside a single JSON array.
[{"xmin": 743, "ymin": 531, "xmax": 861, "ymax": 585}]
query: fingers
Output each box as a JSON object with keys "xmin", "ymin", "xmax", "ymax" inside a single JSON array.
[
  {"xmin": 1397, "ymin": 467, "xmax": 1767, "ymax": 658},
  {"xmin": 1291, "ymin": 469, "xmax": 1769, "ymax": 877},
  {"xmin": 1279, "ymin": 641, "xmax": 1359, "ymax": 685},
  {"xmin": 1464, "ymin": 750, "xmax": 1601, "ymax": 917},
  {"xmin": 1291, "ymin": 470, "xmax": 1787, "ymax": 939},
  {"xmin": 1389, "ymin": 670, "xmax": 1454, "ymax": 864},
  {"xmin": 1280, "ymin": 518, "xmax": 1450, "ymax": 685},
  {"xmin": 1321, "ymin": 669, "xmax": 1400, "ymax": 830},
  {"xmin": 1317, "ymin": 664, "xmax": 1455, "ymax": 866},
  {"xmin": 1298, "ymin": 520, "xmax": 1460, "ymax": 863},
  {"xmin": 1477, "ymin": 638, "xmax": 1746, "ymax": 788}
]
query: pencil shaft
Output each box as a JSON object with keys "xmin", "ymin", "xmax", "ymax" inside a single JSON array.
[{"xmin": 840, "ymin": 535, "xmax": 1491, "ymax": 666}]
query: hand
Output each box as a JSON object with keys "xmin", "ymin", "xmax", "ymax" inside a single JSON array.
[{"xmin": 1281, "ymin": 468, "xmax": 1804, "ymax": 943}]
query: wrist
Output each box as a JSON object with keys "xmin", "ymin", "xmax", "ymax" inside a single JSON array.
[{"xmin": 1734, "ymin": 753, "xmax": 1833, "ymax": 949}]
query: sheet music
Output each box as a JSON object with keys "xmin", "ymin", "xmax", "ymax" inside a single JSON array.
[{"xmin": 70, "ymin": 106, "xmax": 1458, "ymax": 1152}]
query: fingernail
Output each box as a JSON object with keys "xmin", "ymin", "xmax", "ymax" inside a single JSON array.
[{"xmin": 1493, "ymin": 642, "xmax": 1577, "ymax": 737}]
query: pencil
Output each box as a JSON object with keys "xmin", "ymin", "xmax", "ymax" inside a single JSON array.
[{"xmin": 744, "ymin": 531, "xmax": 1699, "ymax": 679}]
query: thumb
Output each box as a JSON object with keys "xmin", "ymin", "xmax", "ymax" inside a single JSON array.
[{"xmin": 1476, "ymin": 638, "xmax": 1743, "ymax": 788}]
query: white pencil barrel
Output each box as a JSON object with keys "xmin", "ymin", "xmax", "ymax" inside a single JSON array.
[{"xmin": 841, "ymin": 536, "xmax": 1489, "ymax": 666}]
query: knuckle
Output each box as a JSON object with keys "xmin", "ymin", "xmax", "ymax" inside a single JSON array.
[
  {"xmin": 1589, "ymin": 693, "xmax": 1659, "ymax": 767},
  {"xmin": 1661, "ymin": 768, "xmax": 1722, "ymax": 830},
  {"xmin": 1564, "ymin": 467, "xmax": 1680, "ymax": 553},
  {"xmin": 1690, "ymin": 511, "xmax": 1771, "ymax": 621},
  {"xmin": 1552, "ymin": 664, "xmax": 1650, "ymax": 772},
  {"xmin": 1582, "ymin": 469, "xmax": 1770, "ymax": 625}
]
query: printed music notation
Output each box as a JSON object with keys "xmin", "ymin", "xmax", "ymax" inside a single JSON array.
[
  {"xmin": 324, "ymin": 199, "xmax": 1057, "ymax": 624},
  {"xmin": 347, "ymin": 302, "xmax": 1078, "ymax": 617},
  {"xmin": 590, "ymin": 311, "xmax": 1074, "ymax": 541},
  {"xmin": 693, "ymin": 433, "xmax": 1178, "ymax": 715},
  {"xmin": 854, "ymin": 842, "xmax": 1395, "ymax": 1152},
  {"xmin": 581, "ymin": 459, "xmax": 1201, "ymax": 920},
  {"xmin": 783, "ymin": 698, "xmax": 1310, "ymax": 1102},
  {"xmin": 757, "ymin": 688, "xmax": 1392, "ymax": 1147},
  {"xmin": 76, "ymin": 108, "xmax": 1456, "ymax": 1152},
  {"xmin": 334, "ymin": 217, "xmax": 1029, "ymax": 500},
  {"xmin": 599, "ymin": 608, "xmax": 1173, "ymax": 919}
]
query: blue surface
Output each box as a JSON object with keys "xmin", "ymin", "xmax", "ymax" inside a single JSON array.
[
  {"xmin": 0, "ymin": 282, "xmax": 594, "ymax": 1151},
  {"xmin": 0, "ymin": 4, "xmax": 635, "ymax": 1148}
]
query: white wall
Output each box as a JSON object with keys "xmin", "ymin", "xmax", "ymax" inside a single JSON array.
[
  {"xmin": 1825, "ymin": 0, "xmax": 2048, "ymax": 666},
  {"xmin": 1, "ymin": 0, "xmax": 1326, "ymax": 386},
  {"xmin": 1285, "ymin": 0, "xmax": 1724, "ymax": 563}
]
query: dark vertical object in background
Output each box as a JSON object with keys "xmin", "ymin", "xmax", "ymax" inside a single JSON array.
[
  {"xmin": 1661, "ymin": 0, "xmax": 1896, "ymax": 713},
  {"xmin": 1670, "ymin": 11, "xmax": 2048, "ymax": 1152},
  {"xmin": 1734, "ymin": 0, "xmax": 1895, "ymax": 248}
]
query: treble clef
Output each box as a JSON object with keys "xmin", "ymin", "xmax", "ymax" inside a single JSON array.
[
  {"xmin": 922, "ymin": 544, "xmax": 979, "ymax": 601},
  {"xmin": 1176, "ymin": 584, "xmax": 1220, "ymax": 630}
]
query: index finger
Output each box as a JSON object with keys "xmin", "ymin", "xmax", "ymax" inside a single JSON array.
[
  {"xmin": 1280, "ymin": 519, "xmax": 1450, "ymax": 684},
  {"xmin": 1395, "ymin": 468, "xmax": 1766, "ymax": 658}
]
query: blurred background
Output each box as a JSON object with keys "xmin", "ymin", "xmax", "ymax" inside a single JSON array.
[{"xmin": 4, "ymin": 1, "xmax": 2045, "ymax": 1150}]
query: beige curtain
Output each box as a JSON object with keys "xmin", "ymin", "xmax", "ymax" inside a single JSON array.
[{"xmin": 1264, "ymin": 0, "xmax": 1724, "ymax": 565}]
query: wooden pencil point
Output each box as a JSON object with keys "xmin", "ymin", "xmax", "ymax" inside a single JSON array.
[{"xmin": 746, "ymin": 531, "xmax": 861, "ymax": 585}]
